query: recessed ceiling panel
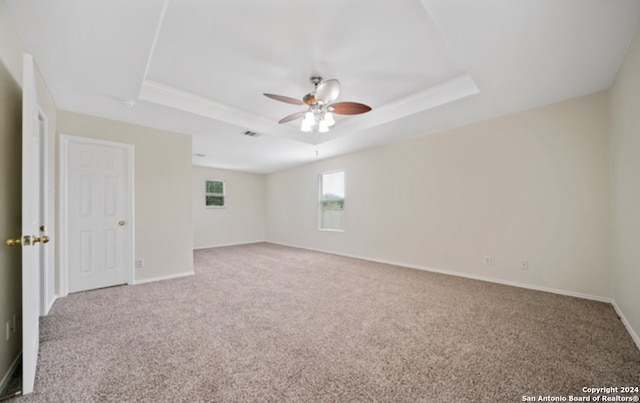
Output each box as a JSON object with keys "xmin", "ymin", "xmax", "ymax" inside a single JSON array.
[{"xmin": 145, "ymin": 0, "xmax": 467, "ymax": 121}]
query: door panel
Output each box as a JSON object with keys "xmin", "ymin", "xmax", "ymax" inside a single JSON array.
[{"xmin": 64, "ymin": 138, "xmax": 132, "ymax": 294}]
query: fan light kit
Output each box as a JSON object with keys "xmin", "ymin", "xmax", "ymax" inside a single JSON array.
[{"xmin": 264, "ymin": 76, "xmax": 372, "ymax": 133}]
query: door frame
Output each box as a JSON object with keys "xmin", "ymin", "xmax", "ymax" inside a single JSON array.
[
  {"xmin": 36, "ymin": 107, "xmax": 55, "ymax": 315},
  {"xmin": 58, "ymin": 134, "xmax": 135, "ymax": 297}
]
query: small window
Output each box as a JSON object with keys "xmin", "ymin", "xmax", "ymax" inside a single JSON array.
[
  {"xmin": 319, "ymin": 170, "xmax": 344, "ymax": 231},
  {"xmin": 205, "ymin": 180, "xmax": 225, "ymax": 208}
]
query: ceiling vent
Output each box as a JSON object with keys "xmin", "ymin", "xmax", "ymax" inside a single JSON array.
[
  {"xmin": 242, "ymin": 130, "xmax": 260, "ymax": 137},
  {"xmin": 122, "ymin": 99, "xmax": 136, "ymax": 108}
]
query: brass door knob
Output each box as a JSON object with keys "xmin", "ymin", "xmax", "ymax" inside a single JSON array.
[
  {"xmin": 118, "ymin": 220, "xmax": 126, "ymax": 226},
  {"xmin": 4, "ymin": 237, "xmax": 22, "ymax": 247},
  {"xmin": 33, "ymin": 235, "xmax": 50, "ymax": 244}
]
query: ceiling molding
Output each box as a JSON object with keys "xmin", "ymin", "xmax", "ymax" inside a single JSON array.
[
  {"xmin": 335, "ymin": 74, "xmax": 480, "ymax": 134},
  {"xmin": 142, "ymin": 0, "xmax": 171, "ymax": 80},
  {"xmin": 139, "ymin": 74, "xmax": 479, "ymax": 144},
  {"xmin": 138, "ymin": 79, "xmax": 303, "ymax": 141}
]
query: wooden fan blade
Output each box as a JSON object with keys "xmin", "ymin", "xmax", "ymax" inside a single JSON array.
[
  {"xmin": 264, "ymin": 93, "xmax": 304, "ymax": 105},
  {"xmin": 278, "ymin": 111, "xmax": 305, "ymax": 124},
  {"xmin": 330, "ymin": 102, "xmax": 372, "ymax": 115},
  {"xmin": 315, "ymin": 79, "xmax": 340, "ymax": 104}
]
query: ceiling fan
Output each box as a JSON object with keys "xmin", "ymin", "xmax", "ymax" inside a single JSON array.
[{"xmin": 264, "ymin": 76, "xmax": 372, "ymax": 133}]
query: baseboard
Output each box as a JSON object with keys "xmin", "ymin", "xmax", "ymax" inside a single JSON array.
[
  {"xmin": 611, "ymin": 300, "xmax": 640, "ymax": 351},
  {"xmin": 0, "ymin": 352, "xmax": 21, "ymax": 396},
  {"xmin": 132, "ymin": 271, "xmax": 195, "ymax": 285},
  {"xmin": 193, "ymin": 240, "xmax": 265, "ymax": 250},
  {"xmin": 268, "ymin": 241, "xmax": 640, "ymax": 351},
  {"xmin": 45, "ymin": 295, "xmax": 57, "ymax": 315},
  {"xmin": 266, "ymin": 241, "xmax": 613, "ymax": 304}
]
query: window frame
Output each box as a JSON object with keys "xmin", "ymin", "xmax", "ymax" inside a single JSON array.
[
  {"xmin": 318, "ymin": 169, "xmax": 345, "ymax": 232},
  {"xmin": 205, "ymin": 179, "xmax": 226, "ymax": 209}
]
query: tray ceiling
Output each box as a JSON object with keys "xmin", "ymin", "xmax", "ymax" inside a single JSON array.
[{"xmin": 5, "ymin": 0, "xmax": 640, "ymax": 172}]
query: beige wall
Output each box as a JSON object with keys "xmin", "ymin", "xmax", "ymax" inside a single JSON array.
[
  {"xmin": 0, "ymin": 1, "xmax": 58, "ymax": 385},
  {"xmin": 57, "ymin": 111, "xmax": 193, "ymax": 282},
  {"xmin": 0, "ymin": 1, "xmax": 21, "ymax": 83},
  {"xmin": 0, "ymin": 50, "xmax": 23, "ymax": 389},
  {"xmin": 610, "ymin": 24, "xmax": 640, "ymax": 344},
  {"xmin": 266, "ymin": 91, "xmax": 612, "ymax": 299},
  {"xmin": 193, "ymin": 166, "xmax": 265, "ymax": 248}
]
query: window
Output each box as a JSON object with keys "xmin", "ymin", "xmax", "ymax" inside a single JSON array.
[
  {"xmin": 319, "ymin": 170, "xmax": 344, "ymax": 231},
  {"xmin": 205, "ymin": 180, "xmax": 225, "ymax": 208}
]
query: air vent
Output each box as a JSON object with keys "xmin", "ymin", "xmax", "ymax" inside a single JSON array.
[{"xmin": 242, "ymin": 130, "xmax": 260, "ymax": 137}]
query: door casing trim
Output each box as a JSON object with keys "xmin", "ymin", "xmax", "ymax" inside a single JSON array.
[{"xmin": 58, "ymin": 134, "xmax": 135, "ymax": 296}]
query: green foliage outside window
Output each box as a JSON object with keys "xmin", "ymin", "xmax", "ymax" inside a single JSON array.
[
  {"xmin": 321, "ymin": 193, "xmax": 344, "ymax": 211},
  {"xmin": 319, "ymin": 171, "xmax": 344, "ymax": 230},
  {"xmin": 206, "ymin": 180, "xmax": 225, "ymax": 208},
  {"xmin": 206, "ymin": 180, "xmax": 224, "ymax": 194}
]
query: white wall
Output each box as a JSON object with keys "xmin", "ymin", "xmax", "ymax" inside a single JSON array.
[
  {"xmin": 266, "ymin": 91, "xmax": 612, "ymax": 299},
  {"xmin": 192, "ymin": 166, "xmax": 265, "ymax": 248},
  {"xmin": 610, "ymin": 24, "xmax": 640, "ymax": 345},
  {"xmin": 56, "ymin": 111, "xmax": 193, "ymax": 282}
]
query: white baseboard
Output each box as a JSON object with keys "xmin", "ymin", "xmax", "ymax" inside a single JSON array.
[
  {"xmin": 611, "ymin": 300, "xmax": 640, "ymax": 351},
  {"xmin": 268, "ymin": 241, "xmax": 640, "ymax": 351},
  {"xmin": 193, "ymin": 240, "xmax": 265, "ymax": 250},
  {"xmin": 132, "ymin": 271, "xmax": 195, "ymax": 285},
  {"xmin": 0, "ymin": 352, "xmax": 21, "ymax": 395},
  {"xmin": 45, "ymin": 295, "xmax": 57, "ymax": 315},
  {"xmin": 268, "ymin": 241, "xmax": 612, "ymax": 303}
]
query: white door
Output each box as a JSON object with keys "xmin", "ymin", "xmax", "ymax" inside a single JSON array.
[
  {"xmin": 21, "ymin": 53, "xmax": 47, "ymax": 396},
  {"xmin": 61, "ymin": 136, "xmax": 133, "ymax": 294}
]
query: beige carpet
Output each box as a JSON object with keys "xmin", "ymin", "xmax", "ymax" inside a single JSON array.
[{"xmin": 13, "ymin": 243, "xmax": 640, "ymax": 402}]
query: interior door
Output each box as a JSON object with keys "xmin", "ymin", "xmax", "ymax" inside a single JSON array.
[
  {"xmin": 21, "ymin": 53, "xmax": 46, "ymax": 396},
  {"xmin": 63, "ymin": 137, "xmax": 133, "ymax": 294}
]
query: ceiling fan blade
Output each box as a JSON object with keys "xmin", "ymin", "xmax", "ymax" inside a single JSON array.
[
  {"xmin": 264, "ymin": 93, "xmax": 304, "ymax": 105},
  {"xmin": 330, "ymin": 102, "xmax": 372, "ymax": 115},
  {"xmin": 315, "ymin": 79, "xmax": 340, "ymax": 104},
  {"xmin": 278, "ymin": 111, "xmax": 306, "ymax": 124}
]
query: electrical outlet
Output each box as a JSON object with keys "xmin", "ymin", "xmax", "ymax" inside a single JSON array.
[
  {"xmin": 521, "ymin": 260, "xmax": 529, "ymax": 270},
  {"xmin": 135, "ymin": 259, "xmax": 145, "ymax": 268},
  {"xmin": 483, "ymin": 256, "xmax": 492, "ymax": 265}
]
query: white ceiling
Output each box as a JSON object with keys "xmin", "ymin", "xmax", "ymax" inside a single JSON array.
[{"xmin": 5, "ymin": 0, "xmax": 640, "ymax": 173}]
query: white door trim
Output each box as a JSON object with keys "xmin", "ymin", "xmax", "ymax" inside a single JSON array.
[
  {"xmin": 59, "ymin": 134, "xmax": 135, "ymax": 297},
  {"xmin": 36, "ymin": 106, "xmax": 55, "ymax": 315}
]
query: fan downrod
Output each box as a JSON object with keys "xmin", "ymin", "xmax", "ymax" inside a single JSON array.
[
  {"xmin": 304, "ymin": 76, "xmax": 323, "ymax": 105},
  {"xmin": 310, "ymin": 76, "xmax": 322, "ymax": 88}
]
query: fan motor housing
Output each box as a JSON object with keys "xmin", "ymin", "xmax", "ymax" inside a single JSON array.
[{"xmin": 303, "ymin": 93, "xmax": 316, "ymax": 105}]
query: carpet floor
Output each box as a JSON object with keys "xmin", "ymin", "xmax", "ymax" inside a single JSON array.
[{"xmin": 11, "ymin": 243, "xmax": 640, "ymax": 402}]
